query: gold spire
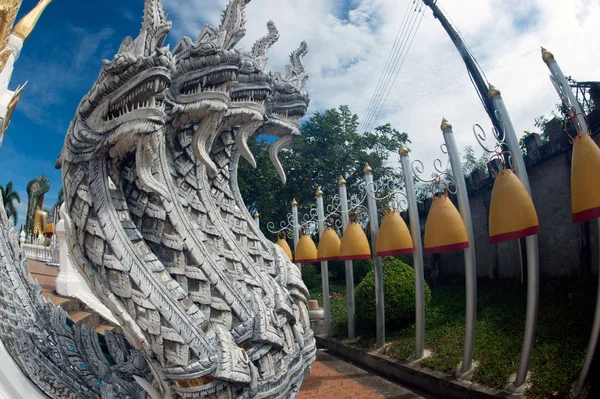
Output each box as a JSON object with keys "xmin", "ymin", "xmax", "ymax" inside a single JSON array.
[
  {"xmin": 440, "ymin": 118, "xmax": 453, "ymax": 132},
  {"xmin": 338, "ymin": 175, "xmax": 347, "ymax": 186},
  {"xmin": 488, "ymin": 84, "xmax": 501, "ymax": 98},
  {"xmin": 541, "ymin": 46, "xmax": 554, "ymax": 64},
  {"xmin": 12, "ymin": 0, "xmax": 51, "ymax": 42},
  {"xmin": 291, "ymin": 198, "xmax": 298, "ymax": 207},
  {"xmin": 253, "ymin": 211, "xmax": 259, "ymax": 218},
  {"xmin": 363, "ymin": 163, "xmax": 373, "ymax": 174},
  {"xmin": 399, "ymin": 145, "xmax": 409, "ymax": 156},
  {"xmin": 316, "ymin": 187, "xmax": 323, "ymax": 197}
]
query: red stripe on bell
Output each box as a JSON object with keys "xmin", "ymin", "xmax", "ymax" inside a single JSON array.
[
  {"xmin": 338, "ymin": 254, "xmax": 372, "ymax": 261},
  {"xmin": 424, "ymin": 241, "xmax": 468, "ymax": 255},
  {"xmin": 489, "ymin": 225, "xmax": 540, "ymax": 244},
  {"xmin": 376, "ymin": 248, "xmax": 414, "ymax": 257},
  {"xmin": 317, "ymin": 256, "xmax": 340, "ymax": 262},
  {"xmin": 295, "ymin": 258, "xmax": 319, "ymax": 263},
  {"xmin": 572, "ymin": 206, "xmax": 600, "ymax": 224}
]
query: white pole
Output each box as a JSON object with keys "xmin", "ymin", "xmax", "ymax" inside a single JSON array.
[
  {"xmin": 253, "ymin": 211, "xmax": 260, "ymax": 229},
  {"xmin": 364, "ymin": 164, "xmax": 385, "ymax": 349},
  {"xmin": 543, "ymin": 48, "xmax": 600, "ymax": 394},
  {"xmin": 292, "ymin": 199, "xmax": 300, "ymax": 275},
  {"xmin": 490, "ymin": 85, "xmax": 540, "ymax": 388},
  {"xmin": 400, "ymin": 147, "xmax": 426, "ymax": 359},
  {"xmin": 316, "ymin": 188, "xmax": 331, "ymax": 335},
  {"xmin": 338, "ymin": 176, "xmax": 355, "ymax": 339},
  {"xmin": 542, "ymin": 48, "xmax": 588, "ymax": 133},
  {"xmin": 441, "ymin": 119, "xmax": 477, "ymax": 373}
]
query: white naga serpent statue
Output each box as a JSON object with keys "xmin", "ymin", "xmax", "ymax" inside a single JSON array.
[{"xmin": 0, "ymin": 0, "xmax": 315, "ymax": 398}]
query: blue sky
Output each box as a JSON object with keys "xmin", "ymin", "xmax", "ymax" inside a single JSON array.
[
  {"xmin": 2, "ymin": 0, "xmax": 598, "ymax": 228},
  {"xmin": 0, "ymin": 0, "xmax": 201, "ymax": 227}
]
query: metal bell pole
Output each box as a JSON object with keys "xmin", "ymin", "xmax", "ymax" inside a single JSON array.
[
  {"xmin": 253, "ymin": 211, "xmax": 260, "ymax": 229},
  {"xmin": 364, "ymin": 164, "xmax": 385, "ymax": 349},
  {"xmin": 400, "ymin": 146, "xmax": 426, "ymax": 359},
  {"xmin": 441, "ymin": 119, "xmax": 477, "ymax": 373},
  {"xmin": 489, "ymin": 85, "xmax": 540, "ymax": 388},
  {"xmin": 316, "ymin": 188, "xmax": 331, "ymax": 335},
  {"xmin": 542, "ymin": 48, "xmax": 598, "ymax": 394},
  {"xmin": 291, "ymin": 199, "xmax": 300, "ymax": 274},
  {"xmin": 338, "ymin": 176, "xmax": 356, "ymax": 339},
  {"xmin": 542, "ymin": 48, "xmax": 588, "ymax": 132}
]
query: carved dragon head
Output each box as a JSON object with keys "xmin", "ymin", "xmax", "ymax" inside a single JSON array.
[
  {"xmin": 261, "ymin": 41, "xmax": 310, "ymax": 183},
  {"xmin": 169, "ymin": 0, "xmax": 251, "ymax": 173},
  {"xmin": 58, "ymin": 0, "xmax": 174, "ymax": 167},
  {"xmin": 227, "ymin": 20, "xmax": 280, "ymax": 168}
]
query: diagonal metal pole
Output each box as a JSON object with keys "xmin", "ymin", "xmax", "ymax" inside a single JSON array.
[
  {"xmin": 441, "ymin": 119, "xmax": 477, "ymax": 373},
  {"xmin": 338, "ymin": 176, "xmax": 356, "ymax": 339},
  {"xmin": 316, "ymin": 188, "xmax": 331, "ymax": 335},
  {"xmin": 364, "ymin": 164, "xmax": 385, "ymax": 348},
  {"xmin": 399, "ymin": 149, "xmax": 426, "ymax": 359},
  {"xmin": 490, "ymin": 85, "xmax": 540, "ymax": 388}
]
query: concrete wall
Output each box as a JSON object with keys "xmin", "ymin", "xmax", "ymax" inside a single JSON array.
[{"xmin": 403, "ymin": 107, "xmax": 600, "ymax": 281}]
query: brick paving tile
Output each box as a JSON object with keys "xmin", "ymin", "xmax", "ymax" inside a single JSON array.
[{"xmin": 299, "ymin": 360, "xmax": 383, "ymax": 399}]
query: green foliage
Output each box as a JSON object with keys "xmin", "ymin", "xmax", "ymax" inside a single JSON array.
[
  {"xmin": 462, "ymin": 145, "xmax": 489, "ymax": 176},
  {"xmin": 1, "ymin": 181, "xmax": 21, "ymax": 225},
  {"xmin": 355, "ymin": 257, "xmax": 431, "ymax": 329},
  {"xmin": 238, "ymin": 105, "xmax": 410, "ymax": 238},
  {"xmin": 352, "ymin": 259, "xmax": 373, "ymax": 285},
  {"xmin": 301, "ymin": 263, "xmax": 320, "ymax": 292}
]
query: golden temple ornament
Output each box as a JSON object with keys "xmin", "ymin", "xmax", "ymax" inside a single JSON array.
[
  {"xmin": 12, "ymin": 0, "xmax": 52, "ymax": 43},
  {"xmin": 440, "ymin": 118, "xmax": 452, "ymax": 132}
]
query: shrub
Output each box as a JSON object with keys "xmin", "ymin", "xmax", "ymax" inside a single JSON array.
[
  {"xmin": 353, "ymin": 259, "xmax": 373, "ymax": 285},
  {"xmin": 301, "ymin": 263, "xmax": 320, "ymax": 292},
  {"xmin": 355, "ymin": 257, "xmax": 431, "ymax": 329}
]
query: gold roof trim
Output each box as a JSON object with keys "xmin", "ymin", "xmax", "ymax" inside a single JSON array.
[
  {"xmin": 2, "ymin": 81, "xmax": 26, "ymax": 136},
  {"xmin": 0, "ymin": 0, "xmax": 23, "ymax": 50},
  {"xmin": 0, "ymin": 49, "xmax": 14, "ymax": 73}
]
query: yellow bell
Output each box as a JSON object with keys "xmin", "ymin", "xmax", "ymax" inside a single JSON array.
[
  {"xmin": 424, "ymin": 195, "xmax": 469, "ymax": 254},
  {"xmin": 276, "ymin": 232, "xmax": 293, "ymax": 261},
  {"xmin": 339, "ymin": 221, "xmax": 371, "ymax": 261},
  {"xmin": 489, "ymin": 169, "xmax": 539, "ymax": 243},
  {"xmin": 295, "ymin": 233, "xmax": 318, "ymax": 263},
  {"xmin": 317, "ymin": 227, "xmax": 341, "ymax": 261},
  {"xmin": 571, "ymin": 133, "xmax": 600, "ymax": 223},
  {"xmin": 376, "ymin": 210, "xmax": 413, "ymax": 257}
]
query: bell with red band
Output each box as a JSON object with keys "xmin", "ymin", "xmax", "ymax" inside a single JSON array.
[
  {"xmin": 376, "ymin": 209, "xmax": 413, "ymax": 257},
  {"xmin": 488, "ymin": 153, "xmax": 539, "ymax": 243}
]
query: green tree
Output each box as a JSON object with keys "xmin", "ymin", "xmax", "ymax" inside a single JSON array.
[
  {"xmin": 0, "ymin": 181, "xmax": 21, "ymax": 225},
  {"xmin": 462, "ymin": 145, "xmax": 489, "ymax": 176},
  {"xmin": 238, "ymin": 105, "xmax": 411, "ymax": 237}
]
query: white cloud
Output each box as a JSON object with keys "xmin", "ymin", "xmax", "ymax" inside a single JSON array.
[{"xmin": 165, "ymin": 0, "xmax": 599, "ymax": 178}]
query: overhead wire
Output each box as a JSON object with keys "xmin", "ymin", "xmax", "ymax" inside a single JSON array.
[
  {"xmin": 370, "ymin": 3, "xmax": 425, "ymax": 129},
  {"xmin": 359, "ymin": 0, "xmax": 414, "ymax": 133},
  {"xmin": 360, "ymin": 1, "xmax": 421, "ymax": 134},
  {"xmin": 359, "ymin": 0, "xmax": 425, "ymax": 134}
]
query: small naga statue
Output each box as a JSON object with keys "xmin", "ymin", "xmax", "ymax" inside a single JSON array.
[{"xmin": 0, "ymin": 0, "xmax": 318, "ymax": 397}]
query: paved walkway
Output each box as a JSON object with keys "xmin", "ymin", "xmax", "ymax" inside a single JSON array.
[{"xmin": 300, "ymin": 351, "xmax": 430, "ymax": 399}]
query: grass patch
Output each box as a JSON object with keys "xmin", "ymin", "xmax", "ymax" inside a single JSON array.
[{"xmin": 308, "ymin": 276, "xmax": 596, "ymax": 399}]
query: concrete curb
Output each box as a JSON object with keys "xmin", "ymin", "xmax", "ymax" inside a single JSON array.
[{"xmin": 316, "ymin": 336, "xmax": 520, "ymax": 399}]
